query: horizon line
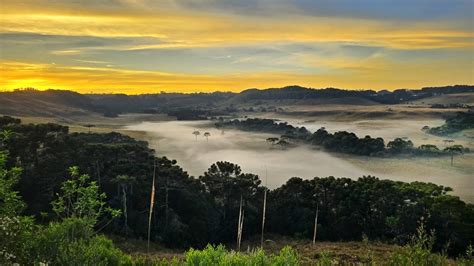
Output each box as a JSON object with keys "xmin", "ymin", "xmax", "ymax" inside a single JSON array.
[{"xmin": 1, "ymin": 84, "xmax": 473, "ymax": 96}]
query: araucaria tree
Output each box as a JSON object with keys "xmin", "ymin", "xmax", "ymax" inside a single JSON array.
[
  {"xmin": 192, "ymin": 130, "xmax": 201, "ymax": 140},
  {"xmin": 204, "ymin": 132, "xmax": 211, "ymax": 142},
  {"xmin": 199, "ymin": 161, "xmax": 262, "ymax": 244}
]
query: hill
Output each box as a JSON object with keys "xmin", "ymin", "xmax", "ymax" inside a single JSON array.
[
  {"xmin": 413, "ymin": 93, "xmax": 474, "ymax": 105},
  {"xmin": 0, "ymin": 89, "xmax": 97, "ymax": 117},
  {"xmin": 0, "ymin": 85, "xmax": 473, "ymax": 117}
]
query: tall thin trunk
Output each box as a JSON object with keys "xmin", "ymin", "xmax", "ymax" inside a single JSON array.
[
  {"xmin": 261, "ymin": 168, "xmax": 268, "ymax": 248},
  {"xmin": 96, "ymin": 160, "xmax": 101, "ymax": 186},
  {"xmin": 147, "ymin": 160, "xmax": 157, "ymax": 254},
  {"xmin": 165, "ymin": 175, "xmax": 169, "ymax": 230},
  {"xmin": 122, "ymin": 185, "xmax": 128, "ymax": 237},
  {"xmin": 312, "ymin": 204, "xmax": 319, "ymax": 245},
  {"xmin": 261, "ymin": 189, "xmax": 267, "ymax": 248},
  {"xmin": 240, "ymin": 210, "xmax": 244, "ymax": 250},
  {"xmin": 237, "ymin": 195, "xmax": 243, "ymax": 251}
]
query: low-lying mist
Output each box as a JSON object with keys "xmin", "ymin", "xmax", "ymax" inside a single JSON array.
[
  {"xmin": 125, "ymin": 121, "xmax": 371, "ymax": 186},
  {"xmin": 124, "ymin": 121, "xmax": 473, "ymax": 202}
]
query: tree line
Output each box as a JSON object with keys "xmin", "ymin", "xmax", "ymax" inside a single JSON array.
[
  {"xmin": 427, "ymin": 111, "xmax": 474, "ymax": 136},
  {"xmin": 0, "ymin": 116, "xmax": 473, "ymax": 257},
  {"xmin": 216, "ymin": 118, "xmax": 469, "ymax": 158}
]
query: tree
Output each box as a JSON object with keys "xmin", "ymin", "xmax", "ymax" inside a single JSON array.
[
  {"xmin": 83, "ymin": 124, "xmax": 95, "ymax": 133},
  {"xmin": 276, "ymin": 139, "xmax": 290, "ymax": 150},
  {"xmin": 192, "ymin": 130, "xmax": 200, "ymax": 140},
  {"xmin": 111, "ymin": 175, "xmax": 136, "ymax": 236},
  {"xmin": 419, "ymin": 144, "xmax": 439, "ymax": 152},
  {"xmin": 266, "ymin": 137, "xmax": 279, "ymax": 146},
  {"xmin": 204, "ymin": 132, "xmax": 211, "ymax": 142},
  {"xmin": 387, "ymin": 138, "xmax": 414, "ymax": 154},
  {"xmin": 444, "ymin": 145, "xmax": 465, "ymax": 166},
  {"xmin": 199, "ymin": 162, "xmax": 261, "ymax": 242}
]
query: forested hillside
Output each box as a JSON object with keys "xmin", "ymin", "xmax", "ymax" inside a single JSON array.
[
  {"xmin": 1, "ymin": 85, "xmax": 473, "ymax": 118},
  {"xmin": 1, "ymin": 116, "xmax": 473, "ymax": 261}
]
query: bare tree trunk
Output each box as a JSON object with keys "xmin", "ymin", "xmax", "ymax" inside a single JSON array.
[
  {"xmin": 261, "ymin": 168, "xmax": 268, "ymax": 248},
  {"xmin": 122, "ymin": 186, "xmax": 128, "ymax": 237},
  {"xmin": 165, "ymin": 175, "xmax": 169, "ymax": 230},
  {"xmin": 237, "ymin": 195, "xmax": 244, "ymax": 251},
  {"xmin": 261, "ymin": 188, "xmax": 267, "ymax": 248},
  {"xmin": 147, "ymin": 160, "xmax": 157, "ymax": 254},
  {"xmin": 240, "ymin": 210, "xmax": 244, "ymax": 250},
  {"xmin": 312, "ymin": 204, "xmax": 319, "ymax": 245},
  {"xmin": 96, "ymin": 160, "xmax": 101, "ymax": 186}
]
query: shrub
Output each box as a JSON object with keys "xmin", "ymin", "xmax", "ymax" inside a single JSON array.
[
  {"xmin": 388, "ymin": 224, "xmax": 449, "ymax": 266},
  {"xmin": 54, "ymin": 234, "xmax": 131, "ymax": 266},
  {"xmin": 0, "ymin": 148, "xmax": 37, "ymax": 264},
  {"xmin": 31, "ymin": 217, "xmax": 131, "ymax": 265},
  {"xmin": 183, "ymin": 245, "xmax": 299, "ymax": 266}
]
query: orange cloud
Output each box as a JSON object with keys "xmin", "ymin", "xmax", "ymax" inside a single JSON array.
[
  {"xmin": 1, "ymin": 9, "xmax": 472, "ymax": 50},
  {"xmin": 1, "ymin": 59, "xmax": 473, "ymax": 94}
]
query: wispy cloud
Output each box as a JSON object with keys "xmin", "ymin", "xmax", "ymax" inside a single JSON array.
[{"xmin": 0, "ymin": 0, "xmax": 472, "ymax": 92}]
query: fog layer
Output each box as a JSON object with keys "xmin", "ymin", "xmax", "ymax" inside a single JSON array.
[{"xmin": 125, "ymin": 121, "xmax": 473, "ymax": 202}]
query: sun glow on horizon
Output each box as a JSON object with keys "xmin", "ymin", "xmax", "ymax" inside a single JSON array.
[{"xmin": 1, "ymin": 1, "xmax": 473, "ymax": 93}]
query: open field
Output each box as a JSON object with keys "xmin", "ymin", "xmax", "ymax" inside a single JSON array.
[
  {"xmin": 253, "ymin": 103, "xmax": 464, "ymax": 121},
  {"xmin": 412, "ymin": 93, "xmax": 474, "ymax": 105}
]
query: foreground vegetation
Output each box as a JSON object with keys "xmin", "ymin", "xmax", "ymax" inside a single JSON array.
[
  {"xmin": 1, "ymin": 116, "xmax": 473, "ymax": 264},
  {"xmin": 1, "ymin": 159, "xmax": 472, "ymax": 265}
]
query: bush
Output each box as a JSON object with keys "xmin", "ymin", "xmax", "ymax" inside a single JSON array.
[
  {"xmin": 183, "ymin": 244, "xmax": 299, "ymax": 266},
  {"xmin": 388, "ymin": 224, "xmax": 449, "ymax": 266},
  {"xmin": 34, "ymin": 218, "xmax": 132, "ymax": 265},
  {"xmin": 52, "ymin": 235, "xmax": 131, "ymax": 266}
]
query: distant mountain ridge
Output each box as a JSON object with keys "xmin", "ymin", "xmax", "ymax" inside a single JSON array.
[{"xmin": 0, "ymin": 85, "xmax": 473, "ymax": 117}]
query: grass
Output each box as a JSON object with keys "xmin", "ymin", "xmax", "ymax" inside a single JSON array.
[
  {"xmin": 112, "ymin": 234, "xmax": 474, "ymax": 265},
  {"xmin": 112, "ymin": 235, "xmax": 400, "ymax": 265}
]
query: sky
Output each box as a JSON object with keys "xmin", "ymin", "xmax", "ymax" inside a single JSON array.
[{"xmin": 0, "ymin": 0, "xmax": 473, "ymax": 94}]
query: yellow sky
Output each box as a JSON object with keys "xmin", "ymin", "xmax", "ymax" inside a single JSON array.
[{"xmin": 1, "ymin": 0, "xmax": 473, "ymax": 93}]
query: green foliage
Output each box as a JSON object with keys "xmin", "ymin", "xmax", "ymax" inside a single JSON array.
[
  {"xmin": 429, "ymin": 112, "xmax": 474, "ymax": 136},
  {"xmin": 387, "ymin": 138, "xmax": 414, "ymax": 154},
  {"xmin": 0, "ymin": 215, "xmax": 35, "ymax": 264},
  {"xmin": 52, "ymin": 166, "xmax": 121, "ymax": 225},
  {"xmin": 199, "ymin": 161, "xmax": 262, "ymax": 242},
  {"xmin": 0, "ymin": 153, "xmax": 131, "ymax": 265},
  {"xmin": 388, "ymin": 223, "xmax": 449, "ymax": 266},
  {"xmin": 2, "ymin": 118, "xmax": 473, "ymax": 257},
  {"xmin": 183, "ymin": 244, "xmax": 299, "ymax": 266},
  {"xmin": 457, "ymin": 245, "xmax": 474, "ymax": 266},
  {"xmin": 0, "ymin": 152, "xmax": 24, "ymax": 217},
  {"xmin": 444, "ymin": 145, "xmax": 468, "ymax": 154},
  {"xmin": 310, "ymin": 128, "xmax": 386, "ymax": 156},
  {"xmin": 30, "ymin": 167, "xmax": 129, "ymax": 265},
  {"xmin": 34, "ymin": 218, "xmax": 132, "ymax": 266},
  {"xmin": 315, "ymin": 251, "xmax": 334, "ymax": 266},
  {"xmin": 0, "ymin": 134, "xmax": 36, "ymax": 264}
]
